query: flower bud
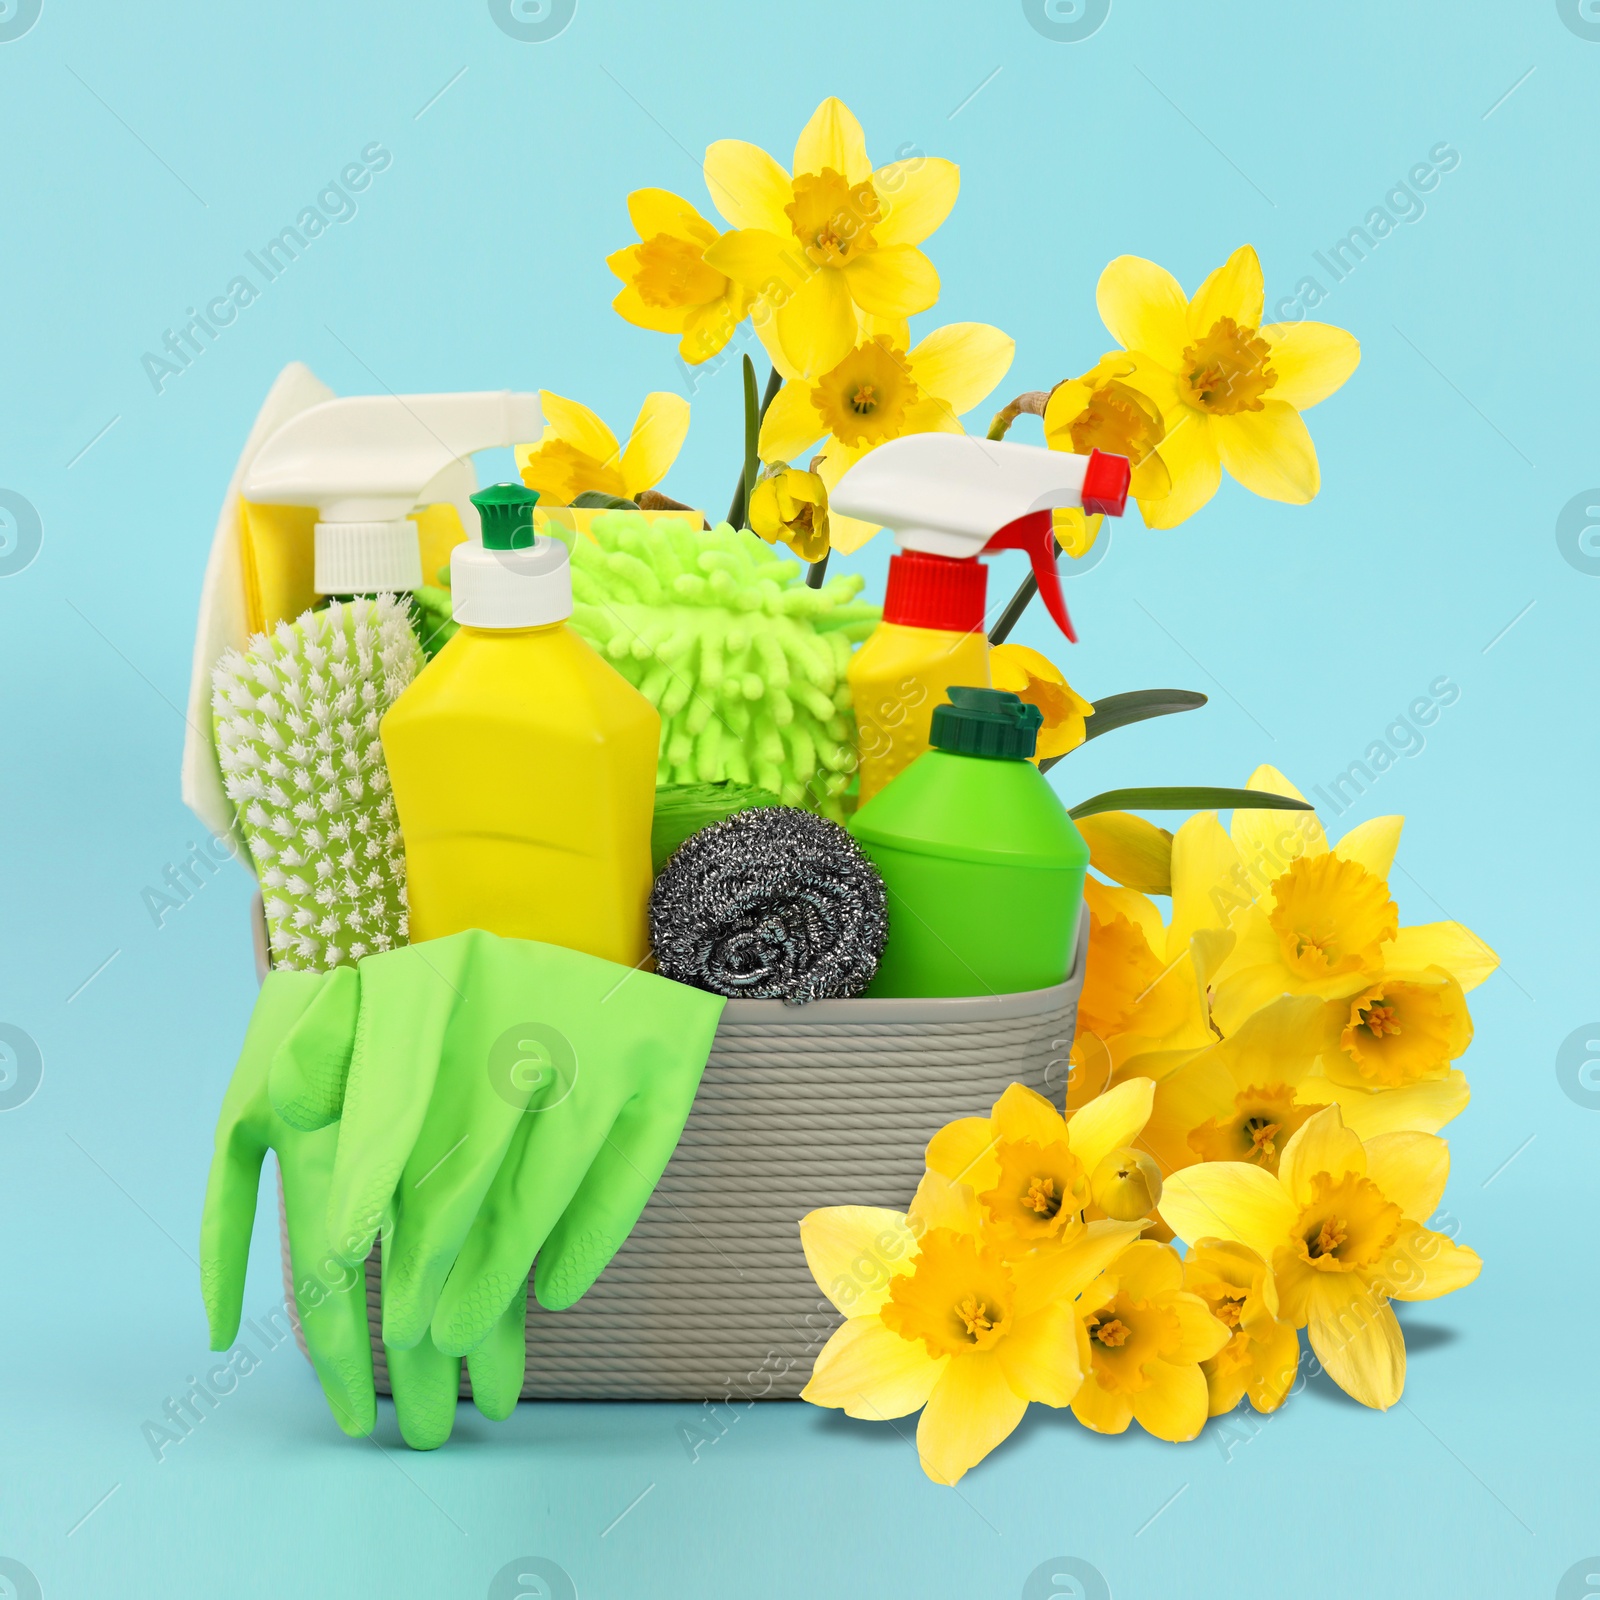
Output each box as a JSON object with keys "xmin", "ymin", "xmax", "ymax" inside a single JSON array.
[
  {"xmin": 1090, "ymin": 1147, "xmax": 1162, "ymax": 1221},
  {"xmin": 749, "ymin": 465, "xmax": 830, "ymax": 563}
]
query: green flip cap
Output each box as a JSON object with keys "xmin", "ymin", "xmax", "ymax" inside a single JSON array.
[
  {"xmin": 471, "ymin": 482, "xmax": 541, "ymax": 551},
  {"xmin": 929, "ymin": 686, "xmax": 1043, "ymax": 760}
]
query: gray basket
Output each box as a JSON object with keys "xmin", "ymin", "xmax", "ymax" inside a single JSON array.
[{"xmin": 264, "ymin": 902, "xmax": 1085, "ymax": 1401}]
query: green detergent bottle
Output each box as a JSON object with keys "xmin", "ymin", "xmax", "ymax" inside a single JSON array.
[{"xmin": 849, "ymin": 687, "xmax": 1090, "ymax": 998}]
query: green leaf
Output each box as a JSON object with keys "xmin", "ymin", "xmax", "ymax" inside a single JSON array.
[
  {"xmin": 1067, "ymin": 787, "xmax": 1313, "ymax": 821},
  {"xmin": 1082, "ymin": 689, "xmax": 1208, "ymax": 742},
  {"xmin": 570, "ymin": 492, "xmax": 639, "ymax": 510}
]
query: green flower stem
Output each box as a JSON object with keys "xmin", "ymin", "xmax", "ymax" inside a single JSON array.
[{"xmin": 726, "ymin": 362, "xmax": 783, "ymax": 528}]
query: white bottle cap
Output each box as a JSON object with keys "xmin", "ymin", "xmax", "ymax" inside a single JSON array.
[
  {"xmin": 314, "ymin": 518, "xmax": 425, "ymax": 594},
  {"xmin": 449, "ymin": 536, "xmax": 572, "ymax": 629}
]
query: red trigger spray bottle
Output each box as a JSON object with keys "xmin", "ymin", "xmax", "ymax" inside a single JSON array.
[{"xmin": 832, "ymin": 434, "xmax": 1130, "ymax": 803}]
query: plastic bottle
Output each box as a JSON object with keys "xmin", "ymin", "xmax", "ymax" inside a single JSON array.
[
  {"xmin": 380, "ymin": 483, "xmax": 660, "ymax": 964},
  {"xmin": 848, "ymin": 687, "xmax": 1090, "ymax": 999},
  {"xmin": 830, "ymin": 434, "xmax": 1131, "ymax": 804}
]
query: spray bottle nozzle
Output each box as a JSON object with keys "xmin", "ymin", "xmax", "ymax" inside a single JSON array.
[{"xmin": 986, "ymin": 511, "xmax": 1078, "ymax": 643}]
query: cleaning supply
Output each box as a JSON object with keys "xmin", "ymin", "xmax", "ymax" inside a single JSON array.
[
  {"xmin": 649, "ymin": 807, "xmax": 887, "ymax": 1004},
  {"xmin": 380, "ymin": 484, "xmax": 660, "ymax": 963},
  {"xmin": 830, "ymin": 434, "xmax": 1131, "ymax": 804},
  {"xmin": 261, "ymin": 928, "xmax": 727, "ymax": 1361},
  {"xmin": 201, "ymin": 968, "xmax": 530, "ymax": 1450},
  {"xmin": 650, "ymin": 780, "xmax": 782, "ymax": 874},
  {"xmin": 212, "ymin": 596, "xmax": 420, "ymax": 970},
  {"xmin": 848, "ymin": 687, "xmax": 1091, "ymax": 999},
  {"xmin": 567, "ymin": 512, "xmax": 879, "ymax": 820}
]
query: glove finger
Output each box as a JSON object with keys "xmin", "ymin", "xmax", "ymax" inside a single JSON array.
[
  {"xmin": 267, "ymin": 966, "xmax": 361, "ymax": 1131},
  {"xmin": 464, "ymin": 1284, "xmax": 527, "ymax": 1422},
  {"xmin": 386, "ymin": 1337, "xmax": 461, "ymax": 1450},
  {"xmin": 378, "ymin": 999, "xmax": 564, "ymax": 1350},
  {"xmin": 201, "ymin": 969, "xmax": 328, "ymax": 1347},
  {"xmin": 325, "ymin": 941, "xmax": 479, "ymax": 1265},
  {"xmin": 427, "ymin": 1104, "xmax": 604, "ymax": 1357},
  {"xmin": 535, "ymin": 1087, "xmax": 700, "ymax": 1311}
]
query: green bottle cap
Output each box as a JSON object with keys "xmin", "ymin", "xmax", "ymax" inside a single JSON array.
[
  {"xmin": 470, "ymin": 482, "xmax": 541, "ymax": 551},
  {"xmin": 929, "ymin": 686, "xmax": 1042, "ymax": 760}
]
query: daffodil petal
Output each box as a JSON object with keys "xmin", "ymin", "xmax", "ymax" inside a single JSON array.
[
  {"xmin": 1042, "ymin": 376, "xmax": 1094, "ymax": 444},
  {"xmin": 703, "ymin": 140, "xmax": 793, "ymax": 234},
  {"xmin": 1084, "ymin": 875, "xmax": 1167, "ymax": 954},
  {"xmin": 1260, "ymin": 321, "xmax": 1361, "ymax": 410},
  {"xmin": 1077, "ymin": 812, "xmax": 1173, "ymax": 895},
  {"xmin": 793, "ymin": 97, "xmax": 871, "ymax": 184},
  {"xmin": 678, "ymin": 293, "xmax": 745, "ymax": 365},
  {"xmin": 619, "ymin": 392, "xmax": 690, "ymax": 498},
  {"xmin": 1160, "ymin": 1161, "xmax": 1297, "ymax": 1257},
  {"xmin": 1170, "ymin": 1291, "xmax": 1232, "ymax": 1363},
  {"xmin": 758, "ymin": 379, "xmax": 825, "ymax": 464},
  {"xmin": 872, "ymin": 156, "xmax": 960, "ymax": 246},
  {"xmin": 799, "ymin": 1205, "xmax": 918, "ymax": 1317},
  {"xmin": 1384, "ymin": 1225, "xmax": 1481, "ymax": 1302},
  {"xmin": 843, "ymin": 245, "xmax": 940, "ymax": 319},
  {"xmin": 1249, "ymin": 1319, "xmax": 1303, "ymax": 1412},
  {"xmin": 990, "ymin": 1083, "xmax": 1069, "ymax": 1151},
  {"xmin": 611, "ymin": 282, "xmax": 686, "ymax": 335},
  {"xmin": 1311, "ymin": 1069, "xmax": 1470, "ymax": 1138},
  {"xmin": 1168, "ymin": 811, "xmax": 1247, "ymax": 959},
  {"xmin": 997, "ymin": 1303, "xmax": 1082, "ymax": 1407},
  {"xmin": 1068, "ymin": 1077, "xmax": 1155, "ymax": 1172},
  {"xmin": 702, "ymin": 227, "xmax": 800, "ymax": 291},
  {"xmin": 907, "ymin": 1170, "xmax": 983, "ymax": 1235},
  {"xmin": 1334, "ymin": 815, "xmax": 1404, "ymax": 880},
  {"xmin": 1071, "ymin": 1371, "xmax": 1134, "ymax": 1434},
  {"xmin": 1361, "ymin": 1131, "xmax": 1448, "ymax": 1222},
  {"xmin": 1131, "ymin": 1358, "xmax": 1210, "ymax": 1441},
  {"xmin": 626, "ymin": 187, "xmax": 715, "ymax": 244},
  {"xmin": 1234, "ymin": 764, "xmax": 1328, "ymax": 867},
  {"xmin": 824, "ymin": 508, "xmax": 882, "ymax": 555},
  {"xmin": 916, "ymin": 1352, "xmax": 1029, "ymax": 1484},
  {"xmin": 906, "ymin": 322, "xmax": 1015, "ymax": 417},
  {"xmin": 1307, "ymin": 1279, "xmax": 1404, "ymax": 1409},
  {"xmin": 536, "ymin": 390, "xmax": 620, "ymax": 466},
  {"xmin": 1096, "ymin": 255, "xmax": 1190, "ymax": 366},
  {"xmin": 1015, "ymin": 1219, "xmax": 1147, "ymax": 1316},
  {"xmin": 1188, "ymin": 244, "xmax": 1265, "ymax": 336},
  {"xmin": 1107, "ymin": 1239, "xmax": 1183, "ymax": 1300},
  {"xmin": 1387, "ymin": 923, "xmax": 1499, "ymax": 990},
  {"xmin": 1279, "ymin": 1106, "xmax": 1365, "ymax": 1206},
  {"xmin": 1138, "ymin": 409, "xmax": 1220, "ymax": 528},
  {"xmin": 924, "ymin": 1116, "xmax": 999, "ymax": 1190},
  {"xmin": 1214, "ymin": 400, "xmax": 1320, "ymax": 504},
  {"xmin": 802, "ymin": 1315, "xmax": 945, "ymax": 1418},
  {"xmin": 775, "ymin": 266, "xmax": 857, "ymax": 378}
]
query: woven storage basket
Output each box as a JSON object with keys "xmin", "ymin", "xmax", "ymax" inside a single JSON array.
[{"xmin": 261, "ymin": 900, "xmax": 1086, "ymax": 1401}]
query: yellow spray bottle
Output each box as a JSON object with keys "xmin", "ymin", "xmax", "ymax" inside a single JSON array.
[
  {"xmin": 831, "ymin": 434, "xmax": 1131, "ymax": 804},
  {"xmin": 381, "ymin": 483, "xmax": 659, "ymax": 965}
]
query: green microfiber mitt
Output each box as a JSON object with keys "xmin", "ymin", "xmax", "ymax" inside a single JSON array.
[
  {"xmin": 569, "ymin": 513, "xmax": 879, "ymax": 821},
  {"xmin": 212, "ymin": 596, "xmax": 421, "ymax": 971}
]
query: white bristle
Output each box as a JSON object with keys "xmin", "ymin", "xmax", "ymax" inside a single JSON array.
[{"xmin": 212, "ymin": 595, "xmax": 421, "ymax": 974}]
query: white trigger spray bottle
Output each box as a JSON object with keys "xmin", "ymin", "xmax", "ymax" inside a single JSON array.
[
  {"xmin": 242, "ymin": 389, "xmax": 545, "ymax": 625},
  {"xmin": 830, "ymin": 434, "xmax": 1130, "ymax": 803}
]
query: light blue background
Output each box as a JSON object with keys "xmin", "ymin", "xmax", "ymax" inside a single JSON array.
[{"xmin": 2, "ymin": 2, "xmax": 1596, "ymax": 1596}]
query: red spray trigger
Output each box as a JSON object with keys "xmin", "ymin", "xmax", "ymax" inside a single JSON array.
[{"xmin": 987, "ymin": 510, "xmax": 1078, "ymax": 644}]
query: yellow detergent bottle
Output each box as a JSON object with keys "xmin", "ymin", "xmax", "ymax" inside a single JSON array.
[
  {"xmin": 381, "ymin": 483, "xmax": 659, "ymax": 964},
  {"xmin": 833, "ymin": 434, "xmax": 1131, "ymax": 805}
]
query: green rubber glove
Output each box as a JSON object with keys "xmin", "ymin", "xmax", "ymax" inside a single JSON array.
[
  {"xmin": 201, "ymin": 968, "xmax": 527, "ymax": 1449},
  {"xmin": 268, "ymin": 929, "xmax": 726, "ymax": 1363}
]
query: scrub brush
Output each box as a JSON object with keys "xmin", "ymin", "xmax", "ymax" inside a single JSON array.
[
  {"xmin": 568, "ymin": 513, "xmax": 879, "ymax": 821},
  {"xmin": 212, "ymin": 596, "xmax": 421, "ymax": 971}
]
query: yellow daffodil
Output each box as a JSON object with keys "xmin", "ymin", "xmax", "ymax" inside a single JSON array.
[
  {"xmin": 607, "ymin": 189, "xmax": 753, "ymax": 364},
  {"xmin": 1071, "ymin": 1240, "xmax": 1230, "ymax": 1441},
  {"xmin": 757, "ymin": 323, "xmax": 1015, "ymax": 552},
  {"xmin": 1324, "ymin": 970, "xmax": 1473, "ymax": 1090},
  {"xmin": 799, "ymin": 1172, "xmax": 1143, "ymax": 1484},
  {"xmin": 1043, "ymin": 353, "xmax": 1175, "ymax": 553},
  {"xmin": 925, "ymin": 1079, "xmax": 1157, "ymax": 1248},
  {"xmin": 1133, "ymin": 994, "xmax": 1333, "ymax": 1179},
  {"xmin": 516, "ymin": 389, "xmax": 690, "ymax": 506},
  {"xmin": 1182, "ymin": 1240, "xmax": 1300, "ymax": 1417},
  {"xmin": 1095, "ymin": 245, "xmax": 1360, "ymax": 526},
  {"xmin": 1073, "ymin": 876, "xmax": 1224, "ymax": 1069},
  {"xmin": 747, "ymin": 463, "xmax": 829, "ymax": 563},
  {"xmin": 1160, "ymin": 1106, "xmax": 1481, "ymax": 1408},
  {"xmin": 702, "ymin": 98, "xmax": 959, "ymax": 379},
  {"xmin": 988, "ymin": 643, "xmax": 1094, "ymax": 762}
]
